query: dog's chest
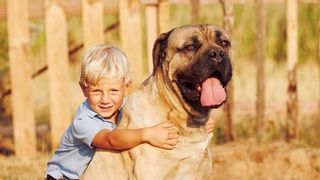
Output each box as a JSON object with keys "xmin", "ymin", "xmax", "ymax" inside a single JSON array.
[
  {"xmin": 173, "ymin": 133, "xmax": 213, "ymax": 160},
  {"xmin": 128, "ymin": 133, "xmax": 213, "ymax": 180}
]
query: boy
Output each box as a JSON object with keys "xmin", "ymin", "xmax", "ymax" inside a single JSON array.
[{"xmin": 46, "ymin": 45, "xmax": 214, "ymax": 180}]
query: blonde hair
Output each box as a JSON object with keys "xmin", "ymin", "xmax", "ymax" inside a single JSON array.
[{"xmin": 80, "ymin": 44, "xmax": 130, "ymax": 86}]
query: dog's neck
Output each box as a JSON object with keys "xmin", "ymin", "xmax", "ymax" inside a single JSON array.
[{"xmin": 154, "ymin": 72, "xmax": 186, "ymax": 117}]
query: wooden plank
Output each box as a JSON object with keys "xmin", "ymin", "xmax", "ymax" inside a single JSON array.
[
  {"xmin": 0, "ymin": 0, "xmax": 318, "ymax": 21},
  {"xmin": 45, "ymin": 0, "xmax": 72, "ymax": 150},
  {"xmin": 170, "ymin": 0, "xmax": 320, "ymax": 3},
  {"xmin": 82, "ymin": 0, "xmax": 104, "ymax": 49},
  {"xmin": 255, "ymin": 0, "xmax": 266, "ymax": 142},
  {"xmin": 145, "ymin": 3, "xmax": 159, "ymax": 74},
  {"xmin": 0, "ymin": 0, "xmax": 118, "ymax": 21},
  {"xmin": 119, "ymin": 0, "xmax": 145, "ymax": 86},
  {"xmin": 7, "ymin": 0, "xmax": 37, "ymax": 157},
  {"xmin": 286, "ymin": 0, "xmax": 299, "ymax": 142},
  {"xmin": 159, "ymin": 0, "xmax": 171, "ymax": 33}
]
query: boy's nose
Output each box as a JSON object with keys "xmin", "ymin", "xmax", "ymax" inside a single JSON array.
[{"xmin": 101, "ymin": 94, "xmax": 111, "ymax": 103}]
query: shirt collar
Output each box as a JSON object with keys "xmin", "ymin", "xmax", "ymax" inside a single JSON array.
[{"xmin": 83, "ymin": 100, "xmax": 98, "ymax": 119}]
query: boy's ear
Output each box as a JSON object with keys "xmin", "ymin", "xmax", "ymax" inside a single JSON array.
[
  {"xmin": 124, "ymin": 80, "xmax": 132, "ymax": 96},
  {"xmin": 79, "ymin": 82, "xmax": 88, "ymax": 97}
]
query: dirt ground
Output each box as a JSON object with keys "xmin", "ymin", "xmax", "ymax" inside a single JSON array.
[
  {"xmin": 211, "ymin": 141, "xmax": 320, "ymax": 180},
  {"xmin": 0, "ymin": 141, "xmax": 319, "ymax": 180}
]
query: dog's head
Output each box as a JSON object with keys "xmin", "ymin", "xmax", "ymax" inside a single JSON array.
[{"xmin": 153, "ymin": 24, "xmax": 233, "ymax": 123}]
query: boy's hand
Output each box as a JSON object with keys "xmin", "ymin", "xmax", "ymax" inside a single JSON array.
[
  {"xmin": 205, "ymin": 116, "xmax": 214, "ymax": 133},
  {"xmin": 143, "ymin": 121, "xmax": 179, "ymax": 150}
]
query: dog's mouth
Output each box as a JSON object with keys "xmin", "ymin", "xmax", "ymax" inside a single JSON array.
[{"xmin": 177, "ymin": 71, "xmax": 226, "ymax": 112}]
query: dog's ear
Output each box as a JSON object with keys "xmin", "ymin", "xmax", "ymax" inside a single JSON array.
[{"xmin": 152, "ymin": 29, "xmax": 173, "ymax": 75}]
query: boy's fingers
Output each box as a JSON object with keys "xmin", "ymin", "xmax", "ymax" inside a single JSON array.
[
  {"xmin": 166, "ymin": 139, "xmax": 179, "ymax": 146},
  {"xmin": 160, "ymin": 122, "xmax": 179, "ymax": 135},
  {"xmin": 161, "ymin": 122, "xmax": 173, "ymax": 128},
  {"xmin": 168, "ymin": 133, "xmax": 179, "ymax": 139},
  {"xmin": 167, "ymin": 128, "xmax": 178, "ymax": 135},
  {"xmin": 162, "ymin": 144, "xmax": 175, "ymax": 150},
  {"xmin": 160, "ymin": 122, "xmax": 179, "ymax": 131}
]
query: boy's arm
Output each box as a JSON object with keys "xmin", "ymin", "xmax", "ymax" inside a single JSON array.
[{"xmin": 92, "ymin": 122, "xmax": 179, "ymax": 150}]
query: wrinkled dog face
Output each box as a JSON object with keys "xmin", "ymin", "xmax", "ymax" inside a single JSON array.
[{"xmin": 153, "ymin": 24, "xmax": 232, "ymax": 117}]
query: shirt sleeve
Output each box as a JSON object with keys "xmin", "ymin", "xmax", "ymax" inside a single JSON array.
[{"xmin": 72, "ymin": 118, "xmax": 104, "ymax": 148}]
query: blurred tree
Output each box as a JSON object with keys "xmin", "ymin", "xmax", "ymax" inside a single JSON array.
[
  {"xmin": 0, "ymin": 24, "xmax": 8, "ymax": 61},
  {"xmin": 265, "ymin": 4, "xmax": 286, "ymax": 62},
  {"xmin": 0, "ymin": 23, "xmax": 9, "ymax": 121},
  {"xmin": 286, "ymin": 0, "xmax": 299, "ymax": 142},
  {"xmin": 298, "ymin": 3, "xmax": 320, "ymax": 62},
  {"xmin": 274, "ymin": 20, "xmax": 286, "ymax": 62},
  {"xmin": 220, "ymin": 0, "xmax": 234, "ymax": 142},
  {"xmin": 318, "ymin": 19, "xmax": 320, "ymax": 113},
  {"xmin": 191, "ymin": 0, "xmax": 199, "ymax": 24}
]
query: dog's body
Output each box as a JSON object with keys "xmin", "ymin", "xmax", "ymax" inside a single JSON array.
[{"xmin": 82, "ymin": 24, "xmax": 232, "ymax": 180}]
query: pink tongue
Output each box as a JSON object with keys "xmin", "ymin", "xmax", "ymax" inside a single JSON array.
[{"xmin": 200, "ymin": 78, "xmax": 226, "ymax": 107}]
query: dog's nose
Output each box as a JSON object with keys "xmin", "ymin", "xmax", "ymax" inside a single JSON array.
[{"xmin": 208, "ymin": 49, "xmax": 225, "ymax": 62}]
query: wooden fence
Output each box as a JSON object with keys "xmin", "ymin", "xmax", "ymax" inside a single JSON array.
[
  {"xmin": 4, "ymin": 0, "xmax": 170, "ymax": 158},
  {"xmin": 1, "ymin": 0, "xmax": 318, "ymax": 157}
]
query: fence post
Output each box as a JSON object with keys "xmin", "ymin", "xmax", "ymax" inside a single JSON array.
[
  {"xmin": 7, "ymin": 0, "xmax": 37, "ymax": 157},
  {"xmin": 119, "ymin": 0, "xmax": 145, "ymax": 86},
  {"xmin": 45, "ymin": 0, "xmax": 72, "ymax": 149},
  {"xmin": 286, "ymin": 0, "xmax": 299, "ymax": 142},
  {"xmin": 145, "ymin": 1, "xmax": 159, "ymax": 74},
  {"xmin": 81, "ymin": 0, "xmax": 104, "ymax": 49},
  {"xmin": 255, "ymin": 0, "xmax": 266, "ymax": 142},
  {"xmin": 159, "ymin": 0, "xmax": 170, "ymax": 33}
]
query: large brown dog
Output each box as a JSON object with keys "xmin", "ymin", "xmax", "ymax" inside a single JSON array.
[{"xmin": 82, "ymin": 24, "xmax": 232, "ymax": 180}]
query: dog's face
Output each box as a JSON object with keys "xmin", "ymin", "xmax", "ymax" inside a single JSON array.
[{"xmin": 153, "ymin": 24, "xmax": 232, "ymax": 120}]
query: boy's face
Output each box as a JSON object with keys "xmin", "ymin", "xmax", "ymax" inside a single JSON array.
[{"xmin": 80, "ymin": 79, "xmax": 129, "ymax": 122}]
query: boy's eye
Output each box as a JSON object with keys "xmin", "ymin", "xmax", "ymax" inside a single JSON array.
[
  {"xmin": 111, "ymin": 89, "xmax": 120, "ymax": 92},
  {"xmin": 92, "ymin": 90, "xmax": 102, "ymax": 94},
  {"xmin": 110, "ymin": 88, "xmax": 123, "ymax": 95}
]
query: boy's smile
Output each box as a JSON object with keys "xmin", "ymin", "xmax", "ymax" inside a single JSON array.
[{"xmin": 80, "ymin": 79, "xmax": 129, "ymax": 122}]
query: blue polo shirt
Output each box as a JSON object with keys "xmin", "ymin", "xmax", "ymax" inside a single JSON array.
[{"xmin": 46, "ymin": 99, "xmax": 124, "ymax": 179}]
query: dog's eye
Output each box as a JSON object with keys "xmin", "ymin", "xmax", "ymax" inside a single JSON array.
[
  {"xmin": 221, "ymin": 40, "xmax": 230, "ymax": 48},
  {"xmin": 185, "ymin": 45, "xmax": 195, "ymax": 51}
]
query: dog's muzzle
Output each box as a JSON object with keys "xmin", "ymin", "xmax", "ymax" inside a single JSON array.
[{"xmin": 208, "ymin": 48, "xmax": 226, "ymax": 63}]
